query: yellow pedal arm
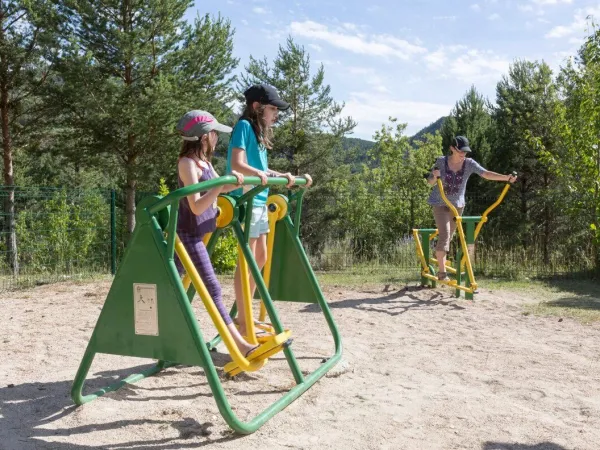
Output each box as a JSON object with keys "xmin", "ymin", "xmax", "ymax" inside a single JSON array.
[
  {"xmin": 237, "ymin": 244, "xmax": 258, "ymax": 346},
  {"xmin": 175, "ymin": 235, "xmax": 265, "ymax": 372},
  {"xmin": 413, "ymin": 229, "xmax": 429, "ymax": 272},
  {"xmin": 259, "ymin": 195, "xmax": 288, "ymax": 322}
]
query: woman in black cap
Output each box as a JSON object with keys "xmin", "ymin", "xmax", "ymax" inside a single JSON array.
[{"xmin": 426, "ymin": 136, "xmax": 517, "ymax": 281}]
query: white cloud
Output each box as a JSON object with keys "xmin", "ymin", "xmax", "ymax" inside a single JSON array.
[
  {"xmin": 344, "ymin": 93, "xmax": 452, "ymax": 138},
  {"xmin": 253, "ymin": 6, "xmax": 268, "ymax": 14},
  {"xmin": 532, "ymin": 0, "xmax": 572, "ymax": 4},
  {"xmin": 241, "ymin": 19, "xmax": 249, "ymax": 26},
  {"xmin": 471, "ymin": 4, "xmax": 481, "ymax": 11},
  {"xmin": 518, "ymin": 4, "xmax": 534, "ymax": 12},
  {"xmin": 347, "ymin": 67, "xmax": 390, "ymax": 93},
  {"xmin": 425, "ymin": 46, "xmax": 509, "ymax": 82},
  {"xmin": 289, "ymin": 20, "xmax": 427, "ymax": 60},
  {"xmin": 488, "ymin": 13, "xmax": 501, "ymax": 20},
  {"xmin": 545, "ymin": 6, "xmax": 600, "ymax": 38},
  {"xmin": 450, "ymin": 49, "xmax": 510, "ymax": 82},
  {"xmin": 308, "ymin": 43, "xmax": 323, "ymax": 52},
  {"xmin": 424, "ymin": 49, "xmax": 448, "ymax": 70}
]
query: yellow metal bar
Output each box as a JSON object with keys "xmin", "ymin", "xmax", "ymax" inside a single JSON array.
[
  {"xmin": 460, "ymin": 183, "xmax": 512, "ymax": 270},
  {"xmin": 175, "ymin": 235, "xmax": 265, "ymax": 372},
  {"xmin": 436, "ymin": 178, "xmax": 460, "ymax": 218},
  {"xmin": 182, "ymin": 274, "xmax": 191, "ymax": 291},
  {"xmin": 413, "ymin": 229, "xmax": 429, "ymax": 272},
  {"xmin": 259, "ymin": 206, "xmax": 279, "ymax": 322},
  {"xmin": 202, "ymin": 232, "xmax": 212, "ymax": 246},
  {"xmin": 237, "ymin": 245, "xmax": 258, "ymax": 345},
  {"xmin": 428, "ymin": 258, "xmax": 457, "ymax": 274},
  {"xmin": 435, "ymin": 178, "xmax": 477, "ymax": 292},
  {"xmin": 420, "ymin": 272, "xmax": 474, "ymax": 293},
  {"xmin": 428, "ymin": 230, "xmax": 439, "ymax": 241},
  {"xmin": 474, "ymin": 183, "xmax": 511, "ymax": 241},
  {"xmin": 454, "ymin": 218, "xmax": 478, "ymax": 291}
]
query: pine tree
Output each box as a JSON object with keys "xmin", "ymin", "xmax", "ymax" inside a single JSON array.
[
  {"xmin": 52, "ymin": 3, "xmax": 238, "ymax": 234},
  {"xmin": 490, "ymin": 60, "xmax": 559, "ymax": 261},
  {"xmin": 239, "ymin": 37, "xmax": 356, "ymax": 247},
  {"xmin": 0, "ymin": 0, "xmax": 63, "ymax": 274}
]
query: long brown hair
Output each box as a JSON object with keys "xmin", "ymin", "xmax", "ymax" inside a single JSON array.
[
  {"xmin": 178, "ymin": 133, "xmax": 214, "ymax": 162},
  {"xmin": 240, "ymin": 102, "xmax": 274, "ymax": 149}
]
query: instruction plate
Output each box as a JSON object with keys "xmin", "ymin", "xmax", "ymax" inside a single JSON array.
[{"xmin": 133, "ymin": 283, "xmax": 159, "ymax": 336}]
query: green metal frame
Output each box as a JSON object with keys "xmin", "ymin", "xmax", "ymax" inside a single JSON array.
[{"xmin": 71, "ymin": 176, "xmax": 343, "ymax": 434}]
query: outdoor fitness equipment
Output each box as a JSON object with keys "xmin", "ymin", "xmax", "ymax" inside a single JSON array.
[
  {"xmin": 413, "ymin": 171, "xmax": 516, "ymax": 299},
  {"xmin": 71, "ymin": 175, "xmax": 342, "ymax": 434}
]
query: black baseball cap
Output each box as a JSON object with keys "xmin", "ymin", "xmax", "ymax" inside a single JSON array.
[
  {"xmin": 244, "ymin": 84, "xmax": 290, "ymax": 111},
  {"xmin": 453, "ymin": 135, "xmax": 472, "ymax": 153}
]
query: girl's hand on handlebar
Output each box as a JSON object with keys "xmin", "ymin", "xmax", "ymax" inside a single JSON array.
[{"xmin": 506, "ymin": 174, "xmax": 517, "ymax": 183}]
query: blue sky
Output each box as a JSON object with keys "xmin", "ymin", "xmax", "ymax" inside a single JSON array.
[{"xmin": 190, "ymin": 0, "xmax": 597, "ymax": 140}]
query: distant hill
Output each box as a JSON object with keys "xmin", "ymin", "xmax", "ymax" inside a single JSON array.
[{"xmin": 410, "ymin": 116, "xmax": 447, "ymax": 144}]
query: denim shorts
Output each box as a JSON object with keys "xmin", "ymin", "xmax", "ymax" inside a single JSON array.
[{"xmin": 249, "ymin": 205, "xmax": 270, "ymax": 239}]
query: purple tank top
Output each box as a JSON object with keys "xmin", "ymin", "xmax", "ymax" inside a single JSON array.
[{"xmin": 177, "ymin": 158, "xmax": 217, "ymax": 236}]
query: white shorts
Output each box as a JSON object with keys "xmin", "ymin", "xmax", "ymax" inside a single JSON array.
[{"xmin": 249, "ymin": 205, "xmax": 270, "ymax": 239}]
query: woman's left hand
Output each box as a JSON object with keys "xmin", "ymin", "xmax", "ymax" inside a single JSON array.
[
  {"xmin": 283, "ymin": 172, "xmax": 295, "ymax": 188},
  {"xmin": 303, "ymin": 173, "xmax": 313, "ymax": 187},
  {"xmin": 231, "ymin": 170, "xmax": 244, "ymax": 185},
  {"xmin": 506, "ymin": 174, "xmax": 517, "ymax": 183}
]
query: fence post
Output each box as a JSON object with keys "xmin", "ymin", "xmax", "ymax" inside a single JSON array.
[{"xmin": 110, "ymin": 189, "xmax": 117, "ymax": 275}]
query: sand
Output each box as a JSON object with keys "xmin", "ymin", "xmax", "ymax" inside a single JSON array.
[{"xmin": 1, "ymin": 280, "xmax": 599, "ymax": 450}]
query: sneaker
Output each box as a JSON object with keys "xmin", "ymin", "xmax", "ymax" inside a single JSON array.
[{"xmin": 437, "ymin": 272, "xmax": 451, "ymax": 282}]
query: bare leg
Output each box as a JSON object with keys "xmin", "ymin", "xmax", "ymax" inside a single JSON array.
[
  {"xmin": 436, "ymin": 250, "xmax": 447, "ymax": 275},
  {"xmin": 234, "ymin": 238, "xmax": 259, "ymax": 337},
  {"xmin": 248, "ymin": 233, "xmax": 268, "ymax": 303},
  {"xmin": 227, "ymin": 323, "xmax": 258, "ymax": 356}
]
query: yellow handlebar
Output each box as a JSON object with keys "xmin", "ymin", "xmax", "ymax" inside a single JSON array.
[
  {"xmin": 473, "ymin": 182, "xmax": 511, "ymax": 241},
  {"xmin": 435, "ymin": 178, "xmax": 460, "ymax": 218}
]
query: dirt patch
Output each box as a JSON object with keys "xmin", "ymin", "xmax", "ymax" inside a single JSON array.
[{"xmin": 1, "ymin": 280, "xmax": 599, "ymax": 449}]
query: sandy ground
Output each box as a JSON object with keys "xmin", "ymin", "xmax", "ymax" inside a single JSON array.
[{"xmin": 1, "ymin": 279, "xmax": 600, "ymax": 450}]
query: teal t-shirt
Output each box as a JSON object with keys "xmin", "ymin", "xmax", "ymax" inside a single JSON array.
[{"xmin": 226, "ymin": 119, "xmax": 269, "ymax": 206}]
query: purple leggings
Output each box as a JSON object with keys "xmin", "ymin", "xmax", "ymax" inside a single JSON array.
[{"xmin": 174, "ymin": 232, "xmax": 233, "ymax": 325}]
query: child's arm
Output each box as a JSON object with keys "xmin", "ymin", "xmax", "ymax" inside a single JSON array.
[
  {"xmin": 213, "ymin": 166, "xmax": 244, "ymax": 193},
  {"xmin": 230, "ymin": 148, "xmax": 268, "ymax": 185},
  {"xmin": 179, "ymin": 158, "xmax": 222, "ymax": 216}
]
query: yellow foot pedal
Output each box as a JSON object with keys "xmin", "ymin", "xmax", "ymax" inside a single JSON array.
[
  {"xmin": 234, "ymin": 320, "xmax": 276, "ymax": 336},
  {"xmin": 224, "ymin": 331, "xmax": 293, "ymax": 377},
  {"xmin": 245, "ymin": 328, "xmax": 289, "ymax": 344}
]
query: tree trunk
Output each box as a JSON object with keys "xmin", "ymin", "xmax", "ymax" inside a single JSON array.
[
  {"xmin": 125, "ymin": 153, "xmax": 136, "ymax": 237},
  {"xmin": 542, "ymin": 172, "xmax": 550, "ymax": 265},
  {"xmin": 0, "ymin": 20, "xmax": 18, "ymax": 276}
]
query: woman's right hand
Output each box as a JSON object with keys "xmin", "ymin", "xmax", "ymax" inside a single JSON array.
[
  {"xmin": 230, "ymin": 170, "xmax": 244, "ymax": 185},
  {"xmin": 255, "ymin": 170, "xmax": 268, "ymax": 185},
  {"xmin": 432, "ymin": 169, "xmax": 441, "ymax": 179}
]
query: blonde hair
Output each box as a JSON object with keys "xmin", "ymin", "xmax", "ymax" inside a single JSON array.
[{"xmin": 240, "ymin": 102, "xmax": 274, "ymax": 149}]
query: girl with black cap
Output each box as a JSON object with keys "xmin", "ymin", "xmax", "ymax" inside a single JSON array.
[{"xmin": 226, "ymin": 84, "xmax": 313, "ymax": 340}]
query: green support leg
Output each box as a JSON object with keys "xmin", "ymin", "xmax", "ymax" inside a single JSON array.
[{"xmin": 464, "ymin": 221, "xmax": 476, "ymax": 301}]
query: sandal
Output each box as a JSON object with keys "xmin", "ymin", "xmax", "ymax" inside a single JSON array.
[{"xmin": 234, "ymin": 318, "xmax": 274, "ymax": 334}]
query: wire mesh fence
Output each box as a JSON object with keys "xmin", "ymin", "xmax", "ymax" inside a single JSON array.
[
  {"xmin": 0, "ymin": 186, "xmax": 153, "ymax": 292},
  {"xmin": 0, "ymin": 184, "xmax": 596, "ymax": 293}
]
